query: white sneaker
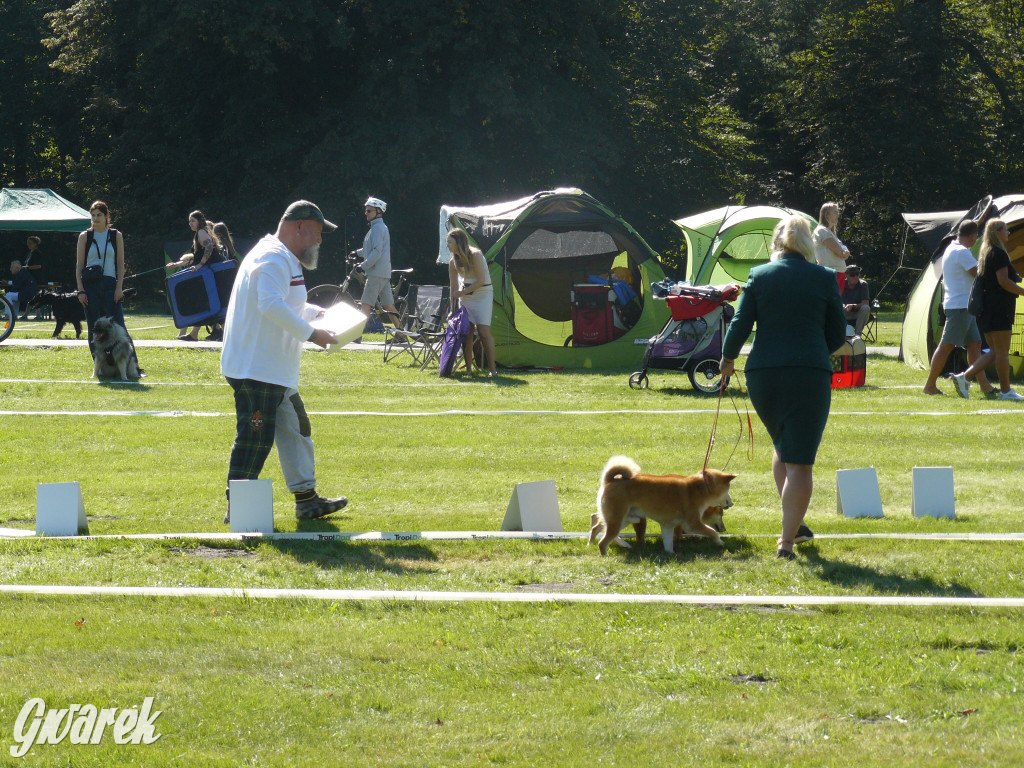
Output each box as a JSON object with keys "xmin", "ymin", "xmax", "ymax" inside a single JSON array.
[
  {"xmin": 997, "ymin": 388, "xmax": 1024, "ymax": 402},
  {"xmin": 951, "ymin": 373, "xmax": 970, "ymax": 399}
]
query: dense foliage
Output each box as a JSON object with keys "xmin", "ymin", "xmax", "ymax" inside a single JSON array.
[{"xmin": 2, "ymin": 0, "xmax": 1022, "ymax": 300}]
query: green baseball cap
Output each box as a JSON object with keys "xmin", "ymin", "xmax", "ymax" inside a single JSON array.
[{"xmin": 282, "ymin": 200, "xmax": 337, "ymax": 232}]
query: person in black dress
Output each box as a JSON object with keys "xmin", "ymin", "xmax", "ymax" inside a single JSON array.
[{"xmin": 955, "ymin": 218, "xmax": 1024, "ymax": 401}]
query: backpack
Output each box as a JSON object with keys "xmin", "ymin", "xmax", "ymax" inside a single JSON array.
[{"xmin": 84, "ymin": 227, "xmax": 120, "ymax": 271}]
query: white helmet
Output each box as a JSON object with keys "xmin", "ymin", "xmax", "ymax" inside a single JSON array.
[{"xmin": 364, "ymin": 197, "xmax": 387, "ymax": 214}]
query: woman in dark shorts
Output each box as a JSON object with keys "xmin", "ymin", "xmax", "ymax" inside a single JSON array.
[
  {"xmin": 720, "ymin": 215, "xmax": 846, "ymax": 560},
  {"xmin": 960, "ymin": 218, "xmax": 1024, "ymax": 401}
]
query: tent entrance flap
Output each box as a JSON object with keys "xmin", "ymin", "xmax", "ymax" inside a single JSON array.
[
  {"xmin": 712, "ymin": 230, "xmax": 776, "ymax": 282},
  {"xmin": 509, "ymin": 252, "xmax": 623, "ymax": 324}
]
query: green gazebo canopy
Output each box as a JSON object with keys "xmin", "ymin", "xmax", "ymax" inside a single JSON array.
[{"xmin": 0, "ymin": 188, "xmax": 92, "ymax": 232}]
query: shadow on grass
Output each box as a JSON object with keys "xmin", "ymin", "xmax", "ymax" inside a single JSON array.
[
  {"xmin": 265, "ymin": 539, "xmax": 438, "ymax": 575},
  {"xmin": 800, "ymin": 544, "xmax": 979, "ymax": 596},
  {"xmin": 650, "ymin": 386, "xmax": 720, "ymax": 399},
  {"xmin": 449, "ymin": 372, "xmax": 529, "ymax": 387},
  {"xmin": 489, "ymin": 375, "xmax": 528, "ymax": 387},
  {"xmin": 97, "ymin": 380, "xmax": 150, "ymax": 391},
  {"xmin": 622, "ymin": 535, "xmax": 756, "ymax": 563}
]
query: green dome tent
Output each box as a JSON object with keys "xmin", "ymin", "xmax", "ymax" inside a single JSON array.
[
  {"xmin": 437, "ymin": 188, "xmax": 670, "ymax": 368},
  {"xmin": 901, "ymin": 194, "xmax": 1024, "ymax": 370},
  {"xmin": 674, "ymin": 205, "xmax": 817, "ymax": 286}
]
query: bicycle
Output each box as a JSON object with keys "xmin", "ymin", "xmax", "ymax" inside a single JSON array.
[
  {"xmin": 0, "ymin": 289, "xmax": 16, "ymax": 343},
  {"xmin": 307, "ymin": 253, "xmax": 413, "ymax": 328}
]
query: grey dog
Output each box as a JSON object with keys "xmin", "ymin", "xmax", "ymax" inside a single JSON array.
[{"xmin": 91, "ymin": 317, "xmax": 142, "ymax": 380}]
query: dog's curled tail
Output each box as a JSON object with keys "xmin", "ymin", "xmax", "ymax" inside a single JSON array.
[{"xmin": 601, "ymin": 455, "xmax": 641, "ymax": 484}]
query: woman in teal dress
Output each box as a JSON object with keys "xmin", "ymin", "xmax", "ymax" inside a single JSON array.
[{"xmin": 720, "ymin": 215, "xmax": 846, "ymax": 560}]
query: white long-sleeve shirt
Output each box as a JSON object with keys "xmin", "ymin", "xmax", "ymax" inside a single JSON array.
[{"xmin": 221, "ymin": 234, "xmax": 320, "ymax": 388}]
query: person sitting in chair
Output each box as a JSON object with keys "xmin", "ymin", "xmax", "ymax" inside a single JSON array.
[
  {"xmin": 7, "ymin": 260, "xmax": 38, "ymax": 319},
  {"xmin": 841, "ymin": 264, "xmax": 870, "ymax": 336}
]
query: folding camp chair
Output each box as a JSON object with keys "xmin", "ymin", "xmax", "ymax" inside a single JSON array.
[
  {"xmin": 860, "ymin": 282, "xmax": 880, "ymax": 344},
  {"xmin": 383, "ymin": 285, "xmax": 449, "ymax": 364}
]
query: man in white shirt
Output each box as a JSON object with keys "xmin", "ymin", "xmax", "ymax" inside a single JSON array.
[
  {"xmin": 221, "ymin": 200, "xmax": 346, "ymax": 523},
  {"xmin": 922, "ymin": 220, "xmax": 994, "ymax": 396}
]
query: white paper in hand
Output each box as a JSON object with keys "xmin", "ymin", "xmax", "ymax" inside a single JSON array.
[{"xmin": 310, "ymin": 301, "xmax": 366, "ymax": 352}]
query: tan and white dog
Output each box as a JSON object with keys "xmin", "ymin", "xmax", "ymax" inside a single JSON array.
[{"xmin": 590, "ymin": 455, "xmax": 736, "ymax": 556}]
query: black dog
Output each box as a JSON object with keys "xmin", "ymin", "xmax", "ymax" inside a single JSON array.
[{"xmin": 26, "ymin": 290, "xmax": 85, "ymax": 338}]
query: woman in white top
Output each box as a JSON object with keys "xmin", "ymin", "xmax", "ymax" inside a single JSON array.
[
  {"xmin": 812, "ymin": 202, "xmax": 852, "ymax": 290},
  {"xmin": 447, "ymin": 227, "xmax": 497, "ymax": 377},
  {"xmin": 76, "ymin": 200, "xmax": 126, "ymax": 352}
]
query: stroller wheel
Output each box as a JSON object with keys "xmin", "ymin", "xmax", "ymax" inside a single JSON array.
[
  {"xmin": 628, "ymin": 371, "xmax": 649, "ymax": 390},
  {"xmin": 688, "ymin": 358, "xmax": 727, "ymax": 394}
]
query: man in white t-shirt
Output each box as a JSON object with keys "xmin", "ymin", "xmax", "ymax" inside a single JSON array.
[
  {"xmin": 221, "ymin": 200, "xmax": 346, "ymax": 523},
  {"xmin": 922, "ymin": 220, "xmax": 994, "ymax": 396}
]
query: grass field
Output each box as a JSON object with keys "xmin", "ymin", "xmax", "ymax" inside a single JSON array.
[{"xmin": 1, "ymin": 311, "xmax": 1022, "ymax": 766}]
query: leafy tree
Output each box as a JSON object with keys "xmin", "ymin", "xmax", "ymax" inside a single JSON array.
[
  {"xmin": 15, "ymin": 0, "xmax": 1024, "ymax": 303},
  {"xmin": 0, "ymin": 0, "xmax": 70, "ymax": 186}
]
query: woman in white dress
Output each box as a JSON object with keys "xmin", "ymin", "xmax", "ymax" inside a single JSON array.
[
  {"xmin": 812, "ymin": 202, "xmax": 852, "ymax": 291},
  {"xmin": 447, "ymin": 227, "xmax": 497, "ymax": 377}
]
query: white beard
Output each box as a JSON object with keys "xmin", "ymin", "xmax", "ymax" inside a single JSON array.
[{"xmin": 297, "ymin": 243, "xmax": 319, "ymax": 270}]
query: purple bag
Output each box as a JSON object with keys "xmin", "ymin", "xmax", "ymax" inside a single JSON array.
[{"xmin": 439, "ymin": 306, "xmax": 471, "ymax": 378}]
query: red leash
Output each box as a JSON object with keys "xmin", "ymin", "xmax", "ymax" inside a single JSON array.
[{"xmin": 703, "ymin": 368, "xmax": 754, "ymax": 477}]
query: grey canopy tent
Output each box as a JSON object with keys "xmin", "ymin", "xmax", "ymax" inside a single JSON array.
[
  {"xmin": 0, "ymin": 188, "xmax": 92, "ymax": 232},
  {"xmin": 901, "ymin": 194, "xmax": 1024, "ymax": 369}
]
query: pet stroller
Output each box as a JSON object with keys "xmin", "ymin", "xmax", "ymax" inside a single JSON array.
[{"xmin": 628, "ymin": 283, "xmax": 741, "ymax": 393}]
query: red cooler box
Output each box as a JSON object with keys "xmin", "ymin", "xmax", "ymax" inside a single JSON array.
[
  {"xmin": 831, "ymin": 336, "xmax": 866, "ymax": 388},
  {"xmin": 570, "ymin": 284, "xmax": 615, "ymax": 346}
]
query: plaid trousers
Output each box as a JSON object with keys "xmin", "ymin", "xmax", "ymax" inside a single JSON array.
[{"xmin": 226, "ymin": 377, "xmax": 316, "ymax": 493}]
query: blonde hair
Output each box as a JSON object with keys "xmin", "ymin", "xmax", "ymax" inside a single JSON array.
[
  {"xmin": 819, "ymin": 202, "xmax": 840, "ymax": 232},
  {"xmin": 771, "ymin": 215, "xmax": 815, "ymax": 262},
  {"xmin": 977, "ymin": 218, "xmax": 1007, "ymax": 276},
  {"xmin": 447, "ymin": 228, "xmax": 482, "ymax": 277}
]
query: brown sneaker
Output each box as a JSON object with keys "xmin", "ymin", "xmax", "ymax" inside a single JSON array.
[{"xmin": 295, "ymin": 494, "xmax": 348, "ymax": 520}]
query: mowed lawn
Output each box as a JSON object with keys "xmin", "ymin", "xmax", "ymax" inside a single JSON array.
[{"xmin": 1, "ymin": 312, "xmax": 1022, "ymax": 766}]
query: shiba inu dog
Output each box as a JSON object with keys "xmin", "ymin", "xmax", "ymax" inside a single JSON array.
[{"xmin": 590, "ymin": 455, "xmax": 736, "ymax": 556}]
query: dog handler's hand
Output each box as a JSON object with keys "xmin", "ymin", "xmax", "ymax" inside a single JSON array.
[
  {"xmin": 78, "ymin": 291, "xmax": 88, "ymax": 307},
  {"xmin": 720, "ymin": 357, "xmax": 735, "ymax": 377},
  {"xmin": 307, "ymin": 328, "xmax": 338, "ymax": 349}
]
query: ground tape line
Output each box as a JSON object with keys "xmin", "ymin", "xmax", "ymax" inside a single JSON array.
[
  {"xmin": 0, "ymin": 584, "xmax": 1021, "ymax": 607},
  {"xmin": 4, "ymin": 531, "xmax": 1024, "ymax": 542},
  {"xmin": 3, "ymin": 409, "xmax": 1024, "ymax": 418}
]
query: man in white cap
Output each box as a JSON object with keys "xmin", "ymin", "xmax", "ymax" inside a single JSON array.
[
  {"xmin": 353, "ymin": 196, "xmax": 400, "ymax": 328},
  {"xmin": 220, "ymin": 200, "xmax": 347, "ymax": 523}
]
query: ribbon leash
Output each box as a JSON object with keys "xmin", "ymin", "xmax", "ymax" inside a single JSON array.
[{"xmin": 704, "ymin": 368, "xmax": 755, "ymax": 475}]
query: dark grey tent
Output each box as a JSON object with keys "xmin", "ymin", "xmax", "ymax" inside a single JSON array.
[{"xmin": 901, "ymin": 194, "xmax": 1024, "ymax": 369}]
